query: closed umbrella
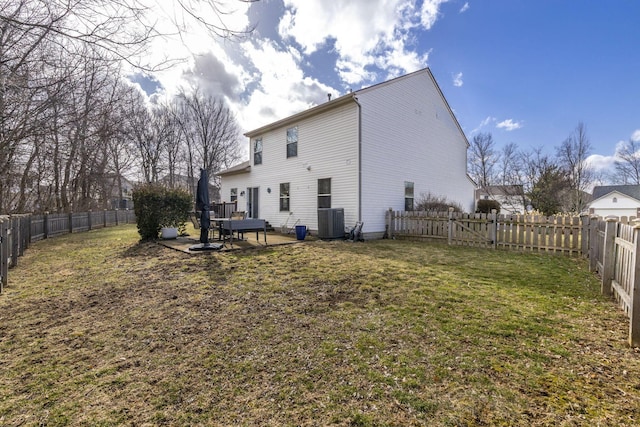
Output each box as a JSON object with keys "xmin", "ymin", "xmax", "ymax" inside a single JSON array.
[
  {"xmin": 190, "ymin": 168, "xmax": 222, "ymax": 251},
  {"xmin": 196, "ymin": 168, "xmax": 210, "ymax": 244}
]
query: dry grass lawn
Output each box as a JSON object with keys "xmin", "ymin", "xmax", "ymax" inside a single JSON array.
[{"xmin": 1, "ymin": 225, "xmax": 639, "ymax": 426}]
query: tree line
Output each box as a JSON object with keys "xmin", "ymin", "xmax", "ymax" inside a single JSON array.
[
  {"xmin": 468, "ymin": 122, "xmax": 640, "ymax": 215},
  {"xmin": 1, "ymin": 0, "xmax": 253, "ymax": 214}
]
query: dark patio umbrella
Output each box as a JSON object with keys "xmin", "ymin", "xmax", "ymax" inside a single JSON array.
[
  {"xmin": 196, "ymin": 168, "xmax": 211, "ymax": 244},
  {"xmin": 190, "ymin": 168, "xmax": 221, "ymax": 251}
]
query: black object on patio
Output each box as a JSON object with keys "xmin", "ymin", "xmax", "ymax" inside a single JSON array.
[{"xmin": 190, "ymin": 168, "xmax": 222, "ymax": 251}]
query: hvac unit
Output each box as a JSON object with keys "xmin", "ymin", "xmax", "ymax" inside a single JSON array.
[{"xmin": 317, "ymin": 208, "xmax": 345, "ymax": 240}]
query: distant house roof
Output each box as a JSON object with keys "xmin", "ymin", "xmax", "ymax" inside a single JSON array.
[
  {"xmin": 592, "ymin": 185, "xmax": 640, "ymax": 202},
  {"xmin": 475, "ymin": 185, "xmax": 524, "ymax": 198},
  {"xmin": 217, "ymin": 161, "xmax": 251, "ymax": 176}
]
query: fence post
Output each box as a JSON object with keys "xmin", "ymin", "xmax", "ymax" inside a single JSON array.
[
  {"xmin": 580, "ymin": 214, "xmax": 590, "ymax": 257},
  {"xmin": 43, "ymin": 212, "xmax": 49, "ymax": 239},
  {"xmin": 629, "ymin": 224, "xmax": 640, "ymax": 347},
  {"xmin": 589, "ymin": 215, "xmax": 599, "ymax": 272},
  {"xmin": 24, "ymin": 215, "xmax": 31, "ymax": 250},
  {"xmin": 447, "ymin": 207, "xmax": 454, "ymax": 245},
  {"xmin": 11, "ymin": 217, "xmax": 19, "ymax": 267},
  {"xmin": 0, "ymin": 216, "xmax": 8, "ymax": 291},
  {"xmin": 387, "ymin": 208, "xmax": 394, "ymax": 239},
  {"xmin": 69, "ymin": 212, "xmax": 74, "ymax": 233},
  {"xmin": 601, "ymin": 217, "xmax": 618, "ymax": 297},
  {"xmin": 489, "ymin": 209, "xmax": 498, "ymax": 249},
  {"xmin": 88, "ymin": 209, "xmax": 92, "ymax": 231}
]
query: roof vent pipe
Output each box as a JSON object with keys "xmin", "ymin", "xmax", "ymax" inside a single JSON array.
[{"xmin": 327, "ymin": 93, "xmax": 332, "ymax": 101}]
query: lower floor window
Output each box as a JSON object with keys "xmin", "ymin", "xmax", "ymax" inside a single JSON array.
[
  {"xmin": 405, "ymin": 181, "xmax": 414, "ymax": 211},
  {"xmin": 280, "ymin": 183, "xmax": 290, "ymax": 211},
  {"xmin": 318, "ymin": 178, "xmax": 331, "ymax": 208}
]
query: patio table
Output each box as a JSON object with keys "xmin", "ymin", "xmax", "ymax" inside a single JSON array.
[{"xmin": 216, "ymin": 218, "xmax": 267, "ymax": 247}]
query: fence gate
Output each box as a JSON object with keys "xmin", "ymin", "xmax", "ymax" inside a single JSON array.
[{"xmin": 448, "ymin": 211, "xmax": 496, "ymax": 248}]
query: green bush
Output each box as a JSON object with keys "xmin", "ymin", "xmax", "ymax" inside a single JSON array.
[
  {"xmin": 476, "ymin": 199, "xmax": 501, "ymax": 214},
  {"xmin": 132, "ymin": 184, "xmax": 193, "ymax": 240}
]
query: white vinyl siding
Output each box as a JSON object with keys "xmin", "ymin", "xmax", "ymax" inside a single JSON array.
[
  {"xmin": 221, "ymin": 68, "xmax": 475, "ymax": 237},
  {"xmin": 357, "ymin": 70, "xmax": 475, "ymax": 234},
  {"xmin": 222, "ymin": 102, "xmax": 359, "ymax": 232},
  {"xmin": 589, "ymin": 192, "xmax": 640, "ymax": 218}
]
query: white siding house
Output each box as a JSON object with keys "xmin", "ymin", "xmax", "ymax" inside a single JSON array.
[
  {"xmin": 219, "ymin": 68, "xmax": 475, "ymax": 238},
  {"xmin": 589, "ymin": 185, "xmax": 640, "ymax": 218},
  {"xmin": 475, "ymin": 185, "xmax": 527, "ymax": 214}
]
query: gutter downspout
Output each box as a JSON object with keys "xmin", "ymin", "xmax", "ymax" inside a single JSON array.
[{"xmin": 353, "ymin": 95, "xmax": 362, "ymax": 222}]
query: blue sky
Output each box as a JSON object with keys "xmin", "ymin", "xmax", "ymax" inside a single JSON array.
[{"xmin": 139, "ymin": 0, "xmax": 640, "ymax": 180}]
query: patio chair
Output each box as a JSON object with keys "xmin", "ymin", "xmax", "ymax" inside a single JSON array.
[
  {"xmin": 229, "ymin": 211, "xmax": 247, "ymax": 239},
  {"xmin": 347, "ymin": 222, "xmax": 364, "ymax": 242},
  {"xmin": 230, "ymin": 211, "xmax": 246, "ymax": 219}
]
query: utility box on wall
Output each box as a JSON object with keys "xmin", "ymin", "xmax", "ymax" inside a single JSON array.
[{"xmin": 317, "ymin": 208, "xmax": 344, "ymax": 239}]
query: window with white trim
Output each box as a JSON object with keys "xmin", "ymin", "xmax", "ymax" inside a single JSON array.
[
  {"xmin": 286, "ymin": 127, "xmax": 298, "ymax": 158},
  {"xmin": 280, "ymin": 183, "xmax": 290, "ymax": 211},
  {"xmin": 318, "ymin": 178, "xmax": 331, "ymax": 208},
  {"xmin": 254, "ymin": 138, "xmax": 262, "ymax": 165},
  {"xmin": 405, "ymin": 181, "xmax": 414, "ymax": 211}
]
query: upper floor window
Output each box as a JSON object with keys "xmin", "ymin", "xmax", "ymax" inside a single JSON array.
[
  {"xmin": 613, "ymin": 197, "xmax": 618, "ymax": 203},
  {"xmin": 280, "ymin": 183, "xmax": 290, "ymax": 211},
  {"xmin": 287, "ymin": 127, "xmax": 298, "ymax": 158},
  {"xmin": 230, "ymin": 188, "xmax": 237, "ymax": 202},
  {"xmin": 318, "ymin": 178, "xmax": 331, "ymax": 208},
  {"xmin": 404, "ymin": 181, "xmax": 414, "ymax": 211},
  {"xmin": 254, "ymin": 138, "xmax": 263, "ymax": 165}
]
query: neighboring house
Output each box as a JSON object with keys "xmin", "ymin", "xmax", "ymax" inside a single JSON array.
[
  {"xmin": 218, "ymin": 68, "xmax": 475, "ymax": 239},
  {"xmin": 105, "ymin": 174, "xmax": 136, "ymax": 210},
  {"xmin": 159, "ymin": 173, "xmax": 220, "ymax": 202},
  {"xmin": 589, "ymin": 185, "xmax": 640, "ymax": 218},
  {"xmin": 475, "ymin": 185, "xmax": 527, "ymax": 214}
]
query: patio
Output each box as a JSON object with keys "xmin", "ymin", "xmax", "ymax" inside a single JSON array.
[{"xmin": 158, "ymin": 228, "xmax": 311, "ymax": 254}]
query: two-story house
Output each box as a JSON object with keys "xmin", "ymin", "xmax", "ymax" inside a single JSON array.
[{"xmin": 218, "ymin": 68, "xmax": 475, "ymax": 239}]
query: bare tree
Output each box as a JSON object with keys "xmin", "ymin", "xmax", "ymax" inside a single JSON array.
[
  {"xmin": 174, "ymin": 88, "xmax": 241, "ymax": 193},
  {"xmin": 613, "ymin": 139, "xmax": 640, "ymax": 185},
  {"xmin": 125, "ymin": 89, "xmax": 163, "ymax": 184},
  {"xmin": 497, "ymin": 142, "xmax": 520, "ymax": 185},
  {"xmin": 556, "ymin": 122, "xmax": 594, "ymax": 213},
  {"xmin": 468, "ymin": 132, "xmax": 497, "ymax": 188},
  {"xmin": 0, "ymin": 0, "xmax": 259, "ymax": 70},
  {"xmin": 152, "ymin": 103, "xmax": 184, "ymax": 189}
]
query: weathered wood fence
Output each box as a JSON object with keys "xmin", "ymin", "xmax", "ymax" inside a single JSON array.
[
  {"xmin": 0, "ymin": 210, "xmax": 136, "ymax": 293},
  {"xmin": 588, "ymin": 216, "xmax": 640, "ymax": 347},
  {"xmin": 386, "ymin": 209, "xmax": 640, "ymax": 346},
  {"xmin": 386, "ymin": 209, "xmax": 584, "ymax": 255}
]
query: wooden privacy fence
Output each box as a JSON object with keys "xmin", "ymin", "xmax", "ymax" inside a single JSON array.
[
  {"xmin": 386, "ymin": 209, "xmax": 584, "ymax": 256},
  {"xmin": 0, "ymin": 210, "xmax": 136, "ymax": 293},
  {"xmin": 589, "ymin": 216, "xmax": 640, "ymax": 347},
  {"xmin": 386, "ymin": 209, "xmax": 640, "ymax": 346}
]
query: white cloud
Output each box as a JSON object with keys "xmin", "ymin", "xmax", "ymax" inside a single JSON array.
[
  {"xmin": 138, "ymin": 0, "xmax": 456, "ymax": 156},
  {"xmin": 586, "ymin": 154, "xmax": 616, "ymax": 173},
  {"xmin": 469, "ymin": 116, "xmax": 494, "ymax": 135},
  {"xmin": 631, "ymin": 129, "xmax": 640, "ymax": 142},
  {"xmin": 420, "ymin": 0, "xmax": 449, "ymax": 29},
  {"xmin": 496, "ymin": 119, "xmax": 523, "ymax": 131},
  {"xmin": 453, "ymin": 72, "xmax": 463, "ymax": 87},
  {"xmin": 279, "ymin": 0, "xmax": 448, "ymax": 84},
  {"xmin": 237, "ymin": 39, "xmax": 337, "ymax": 132},
  {"xmin": 460, "ymin": 2, "xmax": 470, "ymax": 13}
]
